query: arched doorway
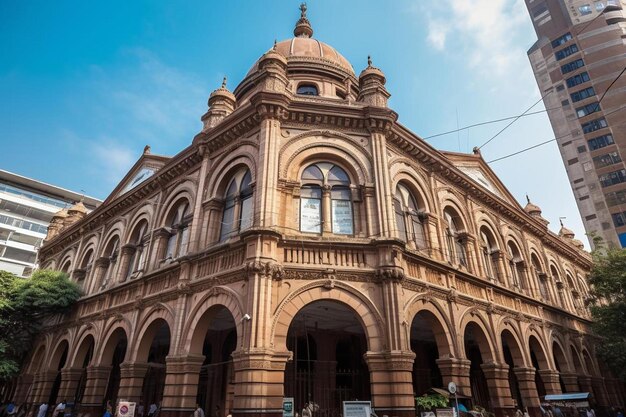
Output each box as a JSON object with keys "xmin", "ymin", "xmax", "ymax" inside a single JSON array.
[
  {"xmin": 410, "ymin": 311, "xmax": 446, "ymax": 396},
  {"xmin": 552, "ymin": 342, "xmax": 569, "ymax": 393},
  {"xmin": 137, "ymin": 319, "xmax": 171, "ymax": 408},
  {"xmin": 72, "ymin": 335, "xmax": 95, "ymax": 406},
  {"xmin": 190, "ymin": 306, "xmax": 237, "ymax": 417},
  {"xmin": 48, "ymin": 341, "xmax": 69, "ymax": 404},
  {"xmin": 528, "ymin": 336, "xmax": 549, "ymax": 397},
  {"xmin": 103, "ymin": 328, "xmax": 128, "ymax": 406},
  {"xmin": 284, "ymin": 300, "xmax": 370, "ymax": 417},
  {"xmin": 464, "ymin": 322, "xmax": 493, "ymax": 411},
  {"xmin": 501, "ymin": 330, "xmax": 524, "ymax": 409}
]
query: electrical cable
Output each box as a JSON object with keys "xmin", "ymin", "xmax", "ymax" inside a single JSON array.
[{"xmin": 477, "ymin": 92, "xmax": 552, "ymax": 151}]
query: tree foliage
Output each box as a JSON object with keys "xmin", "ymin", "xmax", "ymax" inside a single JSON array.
[
  {"xmin": 0, "ymin": 269, "xmax": 81, "ymax": 381},
  {"xmin": 415, "ymin": 394, "xmax": 449, "ymax": 411},
  {"xmin": 588, "ymin": 247, "xmax": 626, "ymax": 381}
]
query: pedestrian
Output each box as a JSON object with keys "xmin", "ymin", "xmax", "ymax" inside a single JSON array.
[
  {"xmin": 103, "ymin": 405, "xmax": 112, "ymax": 417},
  {"xmin": 148, "ymin": 403, "xmax": 158, "ymax": 417},
  {"xmin": 516, "ymin": 409, "xmax": 524, "ymax": 417},
  {"xmin": 524, "ymin": 409, "xmax": 530, "ymax": 417},
  {"xmin": 193, "ymin": 404, "xmax": 205, "ymax": 417},
  {"xmin": 53, "ymin": 400, "xmax": 66, "ymax": 417},
  {"xmin": 301, "ymin": 403, "xmax": 312, "ymax": 417},
  {"xmin": 6, "ymin": 402, "xmax": 16, "ymax": 417},
  {"xmin": 37, "ymin": 403, "xmax": 49, "ymax": 417}
]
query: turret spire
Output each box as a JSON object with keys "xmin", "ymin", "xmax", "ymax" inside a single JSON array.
[{"xmin": 294, "ymin": 3, "xmax": 313, "ymax": 38}]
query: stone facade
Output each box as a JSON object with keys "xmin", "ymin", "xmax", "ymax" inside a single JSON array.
[{"xmin": 7, "ymin": 6, "xmax": 625, "ymax": 417}]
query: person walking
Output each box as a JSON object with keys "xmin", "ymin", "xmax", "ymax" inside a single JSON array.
[
  {"xmin": 193, "ymin": 404, "xmax": 205, "ymax": 417},
  {"xmin": 148, "ymin": 403, "xmax": 158, "ymax": 417},
  {"xmin": 37, "ymin": 403, "xmax": 49, "ymax": 417},
  {"xmin": 53, "ymin": 400, "xmax": 66, "ymax": 417}
]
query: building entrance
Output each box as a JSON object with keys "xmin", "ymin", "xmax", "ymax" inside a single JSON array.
[{"xmin": 284, "ymin": 300, "xmax": 370, "ymax": 417}]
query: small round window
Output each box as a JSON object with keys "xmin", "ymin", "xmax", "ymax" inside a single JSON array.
[{"xmin": 297, "ymin": 84, "xmax": 318, "ymax": 96}]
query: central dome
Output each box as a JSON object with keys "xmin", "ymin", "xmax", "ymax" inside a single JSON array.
[{"xmin": 246, "ymin": 4, "xmax": 354, "ymax": 77}]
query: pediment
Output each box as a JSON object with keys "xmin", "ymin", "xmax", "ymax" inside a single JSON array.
[
  {"xmin": 441, "ymin": 151, "xmax": 521, "ymax": 209},
  {"xmin": 103, "ymin": 153, "xmax": 170, "ymax": 204}
]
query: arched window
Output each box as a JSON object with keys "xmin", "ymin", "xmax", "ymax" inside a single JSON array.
[
  {"xmin": 101, "ymin": 236, "xmax": 120, "ymax": 289},
  {"xmin": 299, "ymin": 163, "xmax": 353, "ymax": 235},
  {"xmin": 220, "ymin": 169, "xmax": 253, "ymax": 242},
  {"xmin": 126, "ymin": 220, "xmax": 148, "ymax": 279},
  {"xmin": 165, "ymin": 200, "xmax": 191, "ymax": 259},
  {"xmin": 76, "ymin": 248, "xmax": 94, "ymax": 285},
  {"xmin": 479, "ymin": 227, "xmax": 499, "ymax": 281},
  {"xmin": 567, "ymin": 274, "xmax": 582, "ymax": 311},
  {"xmin": 394, "ymin": 184, "xmax": 427, "ymax": 249},
  {"xmin": 60, "ymin": 259, "xmax": 71, "ymax": 274},
  {"xmin": 551, "ymin": 264, "xmax": 567, "ymax": 309},
  {"xmin": 443, "ymin": 208, "xmax": 467, "ymax": 266},
  {"xmin": 507, "ymin": 241, "xmax": 526, "ymax": 290},
  {"xmin": 296, "ymin": 84, "xmax": 318, "ymax": 96},
  {"xmin": 531, "ymin": 253, "xmax": 549, "ymax": 301}
]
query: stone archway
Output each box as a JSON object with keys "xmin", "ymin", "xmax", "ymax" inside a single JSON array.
[
  {"xmin": 64, "ymin": 334, "xmax": 95, "ymax": 407},
  {"xmin": 190, "ymin": 305, "xmax": 238, "ymax": 417},
  {"xmin": 528, "ymin": 335, "xmax": 552, "ymax": 397},
  {"xmin": 284, "ymin": 299, "xmax": 371, "ymax": 417},
  {"xmin": 101, "ymin": 328, "xmax": 128, "ymax": 407},
  {"xmin": 464, "ymin": 322, "xmax": 494, "ymax": 411},
  {"xmin": 410, "ymin": 310, "xmax": 451, "ymax": 396},
  {"xmin": 552, "ymin": 341, "xmax": 572, "ymax": 393},
  {"xmin": 47, "ymin": 340, "xmax": 70, "ymax": 405},
  {"xmin": 136, "ymin": 318, "xmax": 171, "ymax": 408}
]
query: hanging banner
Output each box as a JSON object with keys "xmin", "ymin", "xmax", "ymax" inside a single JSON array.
[
  {"xmin": 343, "ymin": 401, "xmax": 371, "ymax": 417},
  {"xmin": 332, "ymin": 200, "xmax": 353, "ymax": 234},
  {"xmin": 282, "ymin": 398, "xmax": 294, "ymax": 417},
  {"xmin": 301, "ymin": 198, "xmax": 321, "ymax": 233},
  {"xmin": 117, "ymin": 402, "xmax": 136, "ymax": 417}
]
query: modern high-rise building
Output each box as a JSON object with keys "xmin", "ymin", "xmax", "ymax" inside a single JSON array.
[
  {"xmin": 524, "ymin": 0, "xmax": 626, "ymax": 248},
  {"xmin": 0, "ymin": 169, "xmax": 100, "ymax": 277}
]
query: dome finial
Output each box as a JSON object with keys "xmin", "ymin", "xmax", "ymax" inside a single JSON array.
[
  {"xmin": 367, "ymin": 55, "xmax": 372, "ymax": 67},
  {"xmin": 273, "ymin": 39, "xmax": 277, "ymax": 50},
  {"xmin": 526, "ymin": 194, "xmax": 530, "ymax": 204},
  {"xmin": 294, "ymin": 2, "xmax": 313, "ymax": 38},
  {"xmin": 221, "ymin": 76, "xmax": 227, "ymax": 89}
]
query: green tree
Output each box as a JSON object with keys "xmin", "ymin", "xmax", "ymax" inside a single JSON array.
[
  {"xmin": 588, "ymin": 247, "xmax": 626, "ymax": 381},
  {"xmin": 0, "ymin": 269, "xmax": 81, "ymax": 381}
]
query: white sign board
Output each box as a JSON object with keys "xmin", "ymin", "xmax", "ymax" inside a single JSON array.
[
  {"xmin": 301, "ymin": 198, "xmax": 321, "ymax": 233},
  {"xmin": 343, "ymin": 401, "xmax": 371, "ymax": 417},
  {"xmin": 332, "ymin": 200, "xmax": 353, "ymax": 234},
  {"xmin": 117, "ymin": 402, "xmax": 136, "ymax": 417},
  {"xmin": 283, "ymin": 398, "xmax": 294, "ymax": 417}
]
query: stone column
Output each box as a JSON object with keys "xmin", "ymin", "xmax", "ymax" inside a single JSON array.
[
  {"xmin": 537, "ymin": 370, "xmax": 562, "ymax": 395},
  {"xmin": 514, "ymin": 367, "xmax": 541, "ymax": 417},
  {"xmin": 322, "ymin": 185, "xmax": 332, "ymax": 234},
  {"xmin": 80, "ymin": 365, "xmax": 112, "ymax": 417},
  {"xmin": 117, "ymin": 362, "xmax": 149, "ymax": 402},
  {"xmin": 493, "ymin": 251, "xmax": 508, "ymax": 286},
  {"xmin": 481, "ymin": 363, "xmax": 515, "ymax": 417},
  {"xmin": 590, "ymin": 377, "xmax": 610, "ymax": 411},
  {"xmin": 31, "ymin": 370, "xmax": 58, "ymax": 405},
  {"xmin": 436, "ymin": 358, "xmax": 471, "ymax": 397},
  {"xmin": 118, "ymin": 246, "xmax": 135, "ymax": 283},
  {"xmin": 364, "ymin": 351, "xmax": 416, "ymax": 417},
  {"xmin": 13, "ymin": 373, "xmax": 34, "ymax": 405},
  {"xmin": 560, "ymin": 373, "xmax": 580, "ymax": 393},
  {"xmin": 57, "ymin": 368, "xmax": 85, "ymax": 402},
  {"xmin": 577, "ymin": 374, "xmax": 594, "ymax": 396},
  {"xmin": 159, "ymin": 355, "xmax": 205, "ymax": 417},
  {"xmin": 230, "ymin": 350, "xmax": 290, "ymax": 417}
]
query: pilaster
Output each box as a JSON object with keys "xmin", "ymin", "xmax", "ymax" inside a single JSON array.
[
  {"xmin": 118, "ymin": 362, "xmax": 150, "ymax": 402},
  {"xmin": 513, "ymin": 367, "xmax": 541, "ymax": 417},
  {"xmin": 537, "ymin": 369, "xmax": 562, "ymax": 395},
  {"xmin": 481, "ymin": 363, "xmax": 515, "ymax": 417},
  {"xmin": 436, "ymin": 358, "xmax": 471, "ymax": 397},
  {"xmin": 79, "ymin": 365, "xmax": 112, "ymax": 417},
  {"xmin": 57, "ymin": 367, "xmax": 85, "ymax": 402},
  {"xmin": 159, "ymin": 355, "xmax": 205, "ymax": 417},
  {"xmin": 364, "ymin": 351, "xmax": 416, "ymax": 417},
  {"xmin": 560, "ymin": 372, "xmax": 580, "ymax": 393}
]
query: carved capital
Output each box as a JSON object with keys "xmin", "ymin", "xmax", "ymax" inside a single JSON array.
[
  {"xmin": 376, "ymin": 266, "xmax": 405, "ymax": 282},
  {"xmin": 245, "ymin": 260, "xmax": 284, "ymax": 280}
]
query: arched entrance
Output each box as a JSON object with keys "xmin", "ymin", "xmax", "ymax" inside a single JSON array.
[
  {"xmin": 48, "ymin": 341, "xmax": 69, "ymax": 404},
  {"xmin": 72, "ymin": 334, "xmax": 95, "ymax": 405},
  {"xmin": 410, "ymin": 311, "xmax": 446, "ymax": 396},
  {"xmin": 528, "ymin": 337, "xmax": 548, "ymax": 397},
  {"xmin": 190, "ymin": 305, "xmax": 237, "ymax": 417},
  {"xmin": 284, "ymin": 300, "xmax": 370, "ymax": 417},
  {"xmin": 501, "ymin": 330, "xmax": 525, "ymax": 409},
  {"xmin": 103, "ymin": 328, "xmax": 128, "ymax": 406},
  {"xmin": 464, "ymin": 322, "xmax": 493, "ymax": 411},
  {"xmin": 552, "ymin": 342, "xmax": 570, "ymax": 393},
  {"xmin": 137, "ymin": 319, "xmax": 171, "ymax": 407}
]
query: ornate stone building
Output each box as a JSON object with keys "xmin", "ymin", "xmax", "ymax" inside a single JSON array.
[{"xmin": 9, "ymin": 6, "xmax": 624, "ymax": 417}]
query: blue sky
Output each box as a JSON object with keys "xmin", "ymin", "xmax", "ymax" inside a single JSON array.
[{"xmin": 0, "ymin": 0, "xmax": 588, "ymax": 246}]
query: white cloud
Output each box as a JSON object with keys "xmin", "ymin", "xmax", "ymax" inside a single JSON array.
[{"xmin": 420, "ymin": 0, "xmax": 532, "ymax": 77}]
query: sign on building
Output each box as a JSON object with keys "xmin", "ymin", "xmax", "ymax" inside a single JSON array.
[
  {"xmin": 342, "ymin": 401, "xmax": 371, "ymax": 417},
  {"xmin": 117, "ymin": 402, "xmax": 136, "ymax": 417}
]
